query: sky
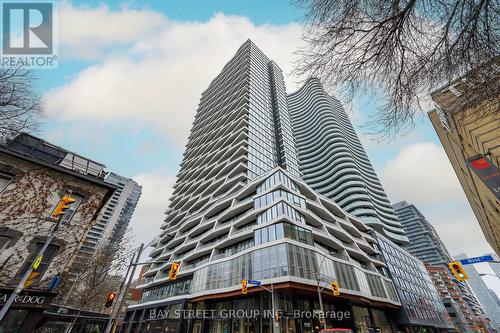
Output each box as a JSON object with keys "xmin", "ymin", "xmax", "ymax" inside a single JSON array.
[{"xmin": 31, "ymin": 1, "xmax": 499, "ymax": 293}]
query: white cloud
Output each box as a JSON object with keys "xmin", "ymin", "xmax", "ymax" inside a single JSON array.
[
  {"xmin": 59, "ymin": 3, "xmax": 167, "ymax": 59},
  {"xmin": 128, "ymin": 170, "xmax": 175, "ymax": 247},
  {"xmin": 426, "ymin": 205, "xmax": 493, "ymax": 257},
  {"xmin": 46, "ymin": 4, "xmax": 494, "ymax": 261},
  {"xmin": 45, "ymin": 7, "xmax": 304, "ymax": 147},
  {"xmin": 379, "ymin": 141, "xmax": 495, "ymax": 260},
  {"xmin": 380, "ymin": 142, "xmax": 465, "ymax": 206}
]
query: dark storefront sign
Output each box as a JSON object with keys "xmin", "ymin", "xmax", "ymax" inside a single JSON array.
[
  {"xmin": 467, "ymin": 155, "xmax": 500, "ymax": 199},
  {"xmin": 0, "ymin": 287, "xmax": 57, "ymax": 333},
  {"xmin": 0, "ymin": 287, "xmax": 56, "ymax": 309}
]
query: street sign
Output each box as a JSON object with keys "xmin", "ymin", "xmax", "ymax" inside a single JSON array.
[
  {"xmin": 32, "ymin": 255, "xmax": 43, "ymax": 270},
  {"xmin": 459, "ymin": 255, "xmax": 494, "ymax": 265},
  {"xmin": 48, "ymin": 273, "xmax": 61, "ymax": 291},
  {"xmin": 248, "ymin": 280, "xmax": 261, "ymax": 286},
  {"xmin": 23, "ymin": 272, "xmax": 40, "ymax": 288}
]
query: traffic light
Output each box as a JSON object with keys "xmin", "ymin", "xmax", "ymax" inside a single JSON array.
[
  {"xmin": 168, "ymin": 262, "xmax": 180, "ymax": 280},
  {"xmin": 331, "ymin": 281, "xmax": 340, "ymax": 296},
  {"xmin": 51, "ymin": 193, "xmax": 76, "ymax": 219},
  {"xmin": 241, "ymin": 279, "xmax": 248, "ymax": 294},
  {"xmin": 449, "ymin": 261, "xmax": 469, "ymax": 281},
  {"xmin": 105, "ymin": 292, "xmax": 116, "ymax": 307},
  {"xmin": 275, "ymin": 310, "xmax": 282, "ymax": 322}
]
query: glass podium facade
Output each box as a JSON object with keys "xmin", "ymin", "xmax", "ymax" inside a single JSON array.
[{"xmin": 127, "ymin": 291, "xmax": 395, "ymax": 333}]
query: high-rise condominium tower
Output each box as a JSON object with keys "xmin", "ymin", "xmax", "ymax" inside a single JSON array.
[
  {"xmin": 455, "ymin": 253, "xmax": 500, "ymax": 330},
  {"xmin": 287, "ymin": 79, "xmax": 456, "ymax": 330},
  {"xmin": 488, "ymin": 253, "xmax": 500, "ymax": 277},
  {"xmin": 125, "ymin": 40, "xmax": 403, "ymax": 333},
  {"xmin": 79, "ymin": 172, "xmax": 142, "ymax": 257},
  {"xmin": 393, "ymin": 201, "xmax": 452, "ymax": 266},
  {"xmin": 288, "ymin": 79, "xmax": 408, "ymax": 245}
]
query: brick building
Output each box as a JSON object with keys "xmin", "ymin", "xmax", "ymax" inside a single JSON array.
[{"xmin": 426, "ymin": 265, "xmax": 490, "ymax": 333}]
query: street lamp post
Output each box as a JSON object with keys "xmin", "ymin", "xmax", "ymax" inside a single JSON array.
[
  {"xmin": 315, "ymin": 256, "xmax": 328, "ymax": 329},
  {"xmin": 104, "ymin": 243, "xmax": 144, "ymax": 333},
  {"xmin": 102, "ymin": 247, "xmax": 175, "ymax": 333}
]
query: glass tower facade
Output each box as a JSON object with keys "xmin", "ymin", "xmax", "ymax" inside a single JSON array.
[
  {"xmin": 126, "ymin": 40, "xmax": 402, "ymax": 333},
  {"xmin": 374, "ymin": 232, "xmax": 453, "ymax": 330},
  {"xmin": 287, "ymin": 79, "xmax": 408, "ymax": 245},
  {"xmin": 79, "ymin": 172, "xmax": 142, "ymax": 257}
]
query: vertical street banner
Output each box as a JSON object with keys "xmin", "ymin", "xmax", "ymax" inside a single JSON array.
[{"xmin": 467, "ymin": 155, "xmax": 500, "ymax": 200}]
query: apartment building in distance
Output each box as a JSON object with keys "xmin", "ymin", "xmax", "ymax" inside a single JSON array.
[
  {"xmin": 455, "ymin": 253, "xmax": 500, "ymax": 331},
  {"xmin": 487, "ymin": 253, "xmax": 500, "ymax": 277},
  {"xmin": 0, "ymin": 133, "xmax": 115, "ymax": 332},
  {"xmin": 429, "ymin": 79, "xmax": 500, "ymax": 256},
  {"xmin": 426, "ymin": 265, "xmax": 477, "ymax": 333},
  {"xmin": 79, "ymin": 172, "xmax": 142, "ymax": 258},
  {"xmin": 392, "ymin": 201, "xmax": 451, "ymax": 266},
  {"xmin": 393, "ymin": 200, "xmax": 490, "ymax": 332}
]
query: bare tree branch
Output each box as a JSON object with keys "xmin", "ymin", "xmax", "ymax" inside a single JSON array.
[
  {"xmin": 294, "ymin": 0, "xmax": 500, "ymax": 140},
  {"xmin": 57, "ymin": 231, "xmax": 134, "ymax": 312},
  {"xmin": 0, "ymin": 67, "xmax": 43, "ymax": 142}
]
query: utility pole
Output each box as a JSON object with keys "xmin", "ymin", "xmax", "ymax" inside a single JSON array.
[
  {"xmin": 315, "ymin": 256, "xmax": 327, "ymax": 329},
  {"xmin": 316, "ymin": 274, "xmax": 326, "ymax": 329},
  {"xmin": 105, "ymin": 243, "xmax": 144, "ymax": 333},
  {"xmin": 0, "ymin": 192, "xmax": 76, "ymax": 323},
  {"xmin": 244, "ymin": 281, "xmax": 278, "ymax": 332},
  {"xmin": 271, "ymin": 283, "xmax": 277, "ymax": 333},
  {"xmin": 103, "ymin": 252, "xmax": 137, "ymax": 330}
]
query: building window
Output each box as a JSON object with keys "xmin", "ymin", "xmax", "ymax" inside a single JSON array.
[
  {"xmin": 17, "ymin": 243, "xmax": 59, "ymax": 281},
  {"xmin": 60, "ymin": 193, "xmax": 84, "ymax": 223},
  {"xmin": 0, "ymin": 309, "xmax": 29, "ymax": 332},
  {"xmin": 0, "ymin": 235, "xmax": 12, "ymax": 251},
  {"xmin": 254, "ymin": 222, "xmax": 312, "ymax": 246},
  {"xmin": 0, "ymin": 171, "xmax": 14, "ymax": 192}
]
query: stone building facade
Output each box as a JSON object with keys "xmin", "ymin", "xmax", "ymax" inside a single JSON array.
[
  {"xmin": 429, "ymin": 80, "xmax": 500, "ymax": 256},
  {"xmin": 0, "ymin": 134, "xmax": 115, "ymax": 332}
]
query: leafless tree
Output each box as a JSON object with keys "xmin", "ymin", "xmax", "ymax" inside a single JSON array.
[
  {"xmin": 58, "ymin": 234, "xmax": 135, "ymax": 332},
  {"xmin": 294, "ymin": 0, "xmax": 499, "ymax": 139},
  {"xmin": 58, "ymin": 230, "xmax": 134, "ymax": 319},
  {"xmin": 0, "ymin": 67, "xmax": 43, "ymax": 141}
]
